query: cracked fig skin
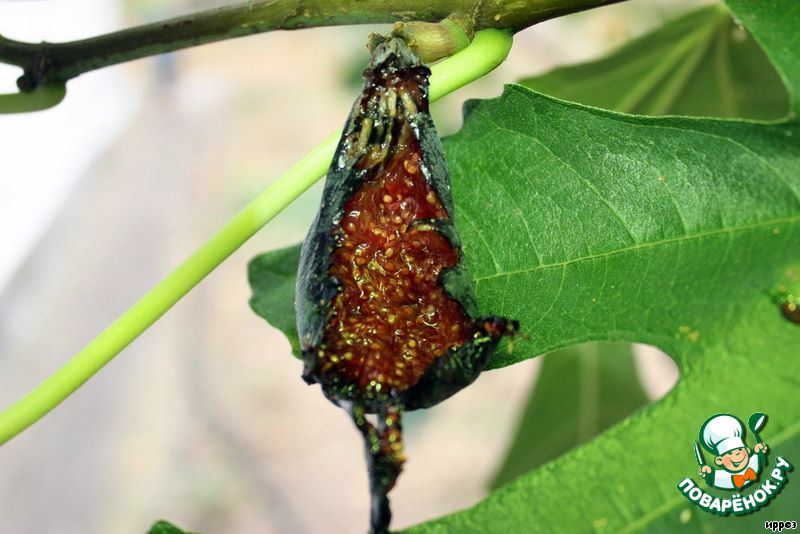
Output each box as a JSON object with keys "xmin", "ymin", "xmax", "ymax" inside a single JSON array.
[
  {"xmin": 295, "ymin": 38, "xmax": 518, "ymax": 413},
  {"xmin": 294, "ymin": 36, "xmax": 519, "ymax": 534}
]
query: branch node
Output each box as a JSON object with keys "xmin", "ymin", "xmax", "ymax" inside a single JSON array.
[
  {"xmin": 16, "ymin": 42, "xmax": 55, "ymax": 93},
  {"xmin": 371, "ymin": 15, "xmax": 473, "ymax": 64}
]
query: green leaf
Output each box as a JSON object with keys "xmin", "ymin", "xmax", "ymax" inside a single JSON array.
[
  {"xmin": 250, "ymin": 87, "xmax": 800, "ymax": 528},
  {"xmin": 724, "ymin": 0, "xmax": 800, "ymax": 115},
  {"xmin": 248, "ymin": 1, "xmax": 800, "ymax": 530},
  {"xmin": 520, "ymin": 5, "xmax": 789, "ymax": 119},
  {"xmin": 249, "ymin": 244, "xmax": 302, "ymax": 357},
  {"xmin": 490, "ymin": 343, "xmax": 650, "ymax": 490},
  {"xmin": 635, "ymin": 434, "xmax": 800, "ymax": 532},
  {"xmin": 400, "ymin": 0, "xmax": 800, "ymax": 527},
  {"xmin": 493, "ymin": 4, "xmax": 788, "ymax": 498},
  {"xmin": 147, "ymin": 521, "xmax": 194, "ymax": 534},
  {"xmin": 402, "ymin": 90, "xmax": 800, "ymax": 532}
]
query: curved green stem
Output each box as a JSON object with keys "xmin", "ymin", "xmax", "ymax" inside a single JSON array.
[{"xmin": 0, "ymin": 29, "xmax": 513, "ymax": 445}]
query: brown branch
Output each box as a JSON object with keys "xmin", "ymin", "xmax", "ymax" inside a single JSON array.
[{"xmin": 0, "ymin": 0, "xmax": 625, "ymax": 91}]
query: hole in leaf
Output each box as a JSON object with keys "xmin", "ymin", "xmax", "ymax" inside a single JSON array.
[
  {"xmin": 489, "ymin": 342, "xmax": 678, "ymax": 489},
  {"xmin": 634, "ymin": 343, "xmax": 680, "ymax": 400}
]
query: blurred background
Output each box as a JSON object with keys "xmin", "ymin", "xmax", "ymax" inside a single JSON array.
[{"xmin": 0, "ymin": 1, "xmax": 693, "ymax": 532}]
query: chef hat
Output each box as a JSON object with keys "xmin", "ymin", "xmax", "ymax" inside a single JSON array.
[{"xmin": 700, "ymin": 414, "xmax": 746, "ymax": 455}]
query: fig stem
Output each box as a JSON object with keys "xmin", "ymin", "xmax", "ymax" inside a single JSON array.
[
  {"xmin": 0, "ymin": 29, "xmax": 513, "ymax": 445},
  {"xmin": 348, "ymin": 404, "xmax": 405, "ymax": 534}
]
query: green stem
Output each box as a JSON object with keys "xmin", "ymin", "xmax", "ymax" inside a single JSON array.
[{"xmin": 0, "ymin": 29, "xmax": 513, "ymax": 445}]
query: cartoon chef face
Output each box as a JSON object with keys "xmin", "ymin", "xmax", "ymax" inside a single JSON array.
[
  {"xmin": 700, "ymin": 414, "xmax": 751, "ymax": 472},
  {"xmin": 714, "ymin": 445, "xmax": 751, "ymax": 472}
]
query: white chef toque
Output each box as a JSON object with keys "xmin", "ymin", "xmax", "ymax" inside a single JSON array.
[{"xmin": 700, "ymin": 414, "xmax": 746, "ymax": 455}]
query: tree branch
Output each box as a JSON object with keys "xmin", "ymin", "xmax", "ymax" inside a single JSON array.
[
  {"xmin": 0, "ymin": 29, "xmax": 513, "ymax": 445},
  {"xmin": 0, "ymin": 0, "xmax": 624, "ymax": 91}
]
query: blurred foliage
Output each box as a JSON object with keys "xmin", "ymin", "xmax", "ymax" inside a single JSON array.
[
  {"xmin": 520, "ymin": 5, "xmax": 789, "ymax": 119},
  {"xmin": 148, "ymin": 520, "xmax": 194, "ymax": 534},
  {"xmin": 490, "ymin": 343, "xmax": 649, "ymax": 489}
]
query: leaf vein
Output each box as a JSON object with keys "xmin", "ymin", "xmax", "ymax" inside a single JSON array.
[{"xmin": 473, "ymin": 214, "xmax": 800, "ymax": 282}]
